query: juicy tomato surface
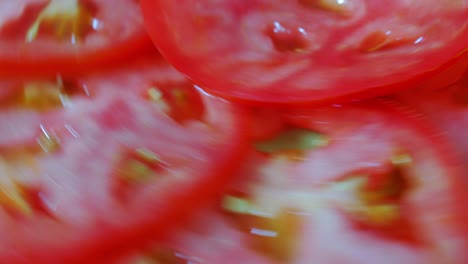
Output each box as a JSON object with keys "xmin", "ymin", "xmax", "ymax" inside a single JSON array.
[
  {"xmin": 0, "ymin": 55, "xmax": 247, "ymax": 263},
  {"xmin": 141, "ymin": 0, "xmax": 468, "ymax": 104},
  {"xmin": 115, "ymin": 101, "xmax": 467, "ymax": 264},
  {"xmin": 0, "ymin": 0, "xmax": 153, "ymax": 77}
]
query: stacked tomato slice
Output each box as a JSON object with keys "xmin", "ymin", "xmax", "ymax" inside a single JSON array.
[
  {"xmin": 0, "ymin": 1, "xmax": 466, "ymax": 263},
  {"xmin": 0, "ymin": 0, "xmax": 154, "ymax": 77},
  {"xmin": 141, "ymin": 0, "xmax": 467, "ymax": 104},
  {"xmin": 118, "ymin": 101, "xmax": 467, "ymax": 264},
  {"xmin": 0, "ymin": 55, "xmax": 248, "ymax": 263}
]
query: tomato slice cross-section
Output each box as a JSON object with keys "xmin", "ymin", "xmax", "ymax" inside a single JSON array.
[
  {"xmin": 0, "ymin": 0, "xmax": 154, "ymax": 77},
  {"xmin": 115, "ymin": 100, "xmax": 467, "ymax": 264},
  {"xmin": 141, "ymin": 0, "xmax": 468, "ymax": 104},
  {"xmin": 0, "ymin": 56, "xmax": 247, "ymax": 263}
]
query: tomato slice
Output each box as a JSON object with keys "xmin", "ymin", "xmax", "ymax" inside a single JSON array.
[
  {"xmin": 115, "ymin": 100, "xmax": 467, "ymax": 264},
  {"xmin": 141, "ymin": 0, "xmax": 468, "ymax": 104},
  {"xmin": 0, "ymin": 55, "xmax": 247, "ymax": 263},
  {"xmin": 0, "ymin": 0, "xmax": 154, "ymax": 77}
]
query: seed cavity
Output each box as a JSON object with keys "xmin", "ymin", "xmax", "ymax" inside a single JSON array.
[
  {"xmin": 0, "ymin": 158, "xmax": 52, "ymax": 218},
  {"xmin": 350, "ymin": 204, "xmax": 400, "ymax": 227},
  {"xmin": 1, "ymin": 77, "xmax": 87, "ymax": 112},
  {"xmin": 0, "ymin": 180, "xmax": 33, "ymax": 216},
  {"xmin": 146, "ymin": 84, "xmax": 205, "ymax": 124},
  {"xmin": 267, "ymin": 22, "xmax": 310, "ymax": 53},
  {"xmin": 119, "ymin": 148, "xmax": 162, "ymax": 184},
  {"xmin": 391, "ymin": 154, "xmax": 413, "ymax": 166},
  {"xmin": 147, "ymin": 87, "xmax": 171, "ymax": 114},
  {"xmin": 222, "ymin": 195, "xmax": 255, "ymax": 215},
  {"xmin": 254, "ymin": 128, "xmax": 328, "ymax": 156},
  {"xmin": 346, "ymin": 155, "xmax": 412, "ymax": 228},
  {"xmin": 222, "ymin": 195, "xmax": 300, "ymax": 262},
  {"xmin": 115, "ymin": 147, "xmax": 167, "ymax": 202},
  {"xmin": 26, "ymin": 0, "xmax": 97, "ymax": 43},
  {"xmin": 251, "ymin": 210, "xmax": 300, "ymax": 262}
]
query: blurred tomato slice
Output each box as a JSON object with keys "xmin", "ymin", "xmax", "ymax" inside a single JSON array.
[{"xmin": 0, "ymin": 55, "xmax": 247, "ymax": 263}]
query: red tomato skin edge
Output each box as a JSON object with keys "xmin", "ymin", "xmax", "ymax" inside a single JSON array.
[
  {"xmin": 229, "ymin": 50, "xmax": 467, "ymax": 108},
  {"xmin": 377, "ymin": 98, "xmax": 468, "ymax": 263},
  {"xmin": 147, "ymin": 22, "xmax": 467, "ymax": 108},
  {"xmin": 0, "ymin": 33, "xmax": 156, "ymax": 78},
  {"xmin": 140, "ymin": 0, "xmax": 467, "ymax": 106}
]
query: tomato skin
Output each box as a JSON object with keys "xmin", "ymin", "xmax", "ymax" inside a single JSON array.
[
  {"xmin": 0, "ymin": 33, "xmax": 155, "ymax": 78},
  {"xmin": 140, "ymin": 0, "xmax": 468, "ymax": 105},
  {"xmin": 411, "ymin": 52, "xmax": 468, "ymax": 92}
]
